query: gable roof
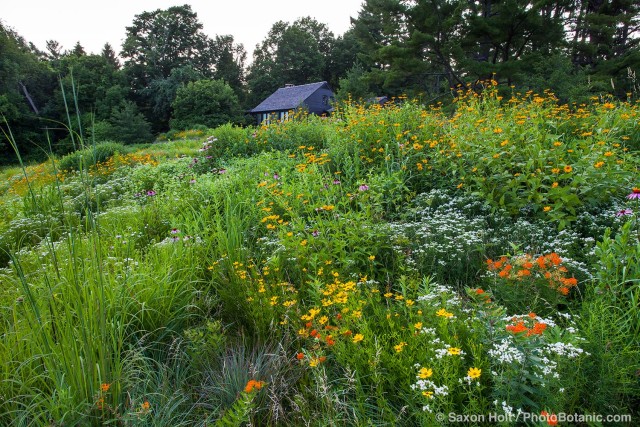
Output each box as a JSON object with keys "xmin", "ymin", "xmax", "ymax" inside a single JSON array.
[{"xmin": 250, "ymin": 81, "xmax": 331, "ymax": 113}]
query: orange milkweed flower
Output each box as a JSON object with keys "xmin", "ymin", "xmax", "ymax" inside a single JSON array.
[
  {"xmin": 506, "ymin": 321, "xmax": 527, "ymax": 334},
  {"xmin": 517, "ymin": 269, "xmax": 531, "ymax": 277},
  {"xmin": 498, "ymin": 264, "xmax": 512, "ymax": 278},
  {"xmin": 527, "ymin": 322, "xmax": 547, "ymax": 336},
  {"xmin": 244, "ymin": 380, "xmax": 266, "ymax": 393}
]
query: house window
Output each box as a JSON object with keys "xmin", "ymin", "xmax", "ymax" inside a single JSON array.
[{"xmin": 278, "ymin": 111, "xmax": 289, "ymax": 122}]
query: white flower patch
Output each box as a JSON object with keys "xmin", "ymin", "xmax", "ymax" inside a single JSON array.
[{"xmin": 487, "ymin": 338, "xmax": 525, "ymax": 364}]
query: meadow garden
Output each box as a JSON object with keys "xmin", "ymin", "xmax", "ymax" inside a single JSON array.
[{"xmin": 0, "ymin": 86, "xmax": 639, "ymax": 425}]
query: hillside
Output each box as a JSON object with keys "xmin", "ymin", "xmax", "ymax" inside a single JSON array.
[{"xmin": 0, "ymin": 88, "xmax": 639, "ymax": 425}]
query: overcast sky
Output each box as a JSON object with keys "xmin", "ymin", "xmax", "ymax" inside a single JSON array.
[{"xmin": 2, "ymin": 0, "xmax": 364, "ymax": 62}]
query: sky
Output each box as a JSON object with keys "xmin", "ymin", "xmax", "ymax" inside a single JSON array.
[{"xmin": 2, "ymin": 0, "xmax": 364, "ymax": 62}]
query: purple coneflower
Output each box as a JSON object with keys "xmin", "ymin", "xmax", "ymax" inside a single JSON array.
[
  {"xmin": 273, "ymin": 173, "xmax": 280, "ymax": 180},
  {"xmin": 171, "ymin": 228, "xmax": 180, "ymax": 234},
  {"xmin": 312, "ymin": 230, "xmax": 320, "ymax": 237},
  {"xmin": 627, "ymin": 188, "xmax": 640, "ymax": 199},
  {"xmin": 616, "ymin": 209, "xmax": 633, "ymax": 217},
  {"xmin": 333, "ymin": 179, "xmax": 341, "ymax": 185},
  {"xmin": 146, "ymin": 190, "xmax": 156, "ymax": 196},
  {"xmin": 358, "ymin": 184, "xmax": 369, "ymax": 192}
]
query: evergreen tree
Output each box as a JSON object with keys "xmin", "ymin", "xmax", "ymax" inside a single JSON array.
[{"xmin": 101, "ymin": 42, "xmax": 119, "ymax": 69}]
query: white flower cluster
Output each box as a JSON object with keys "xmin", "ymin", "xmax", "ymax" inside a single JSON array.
[
  {"xmin": 544, "ymin": 342, "xmax": 589, "ymax": 358},
  {"xmin": 410, "ymin": 379, "xmax": 450, "ymax": 397},
  {"xmin": 487, "ymin": 338, "xmax": 525, "ymax": 364},
  {"xmin": 416, "ymin": 283, "xmax": 461, "ymax": 306},
  {"xmin": 434, "ymin": 345, "xmax": 466, "ymax": 359}
]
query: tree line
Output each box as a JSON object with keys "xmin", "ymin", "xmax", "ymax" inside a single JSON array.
[{"xmin": 1, "ymin": 1, "xmax": 638, "ymax": 163}]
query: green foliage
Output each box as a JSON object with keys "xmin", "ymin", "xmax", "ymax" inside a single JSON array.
[
  {"xmin": 104, "ymin": 101, "xmax": 153, "ymax": 145},
  {"xmin": 57, "ymin": 141, "xmax": 125, "ymax": 172},
  {"xmin": 336, "ymin": 64, "xmax": 374, "ymax": 102},
  {"xmin": 247, "ymin": 17, "xmax": 336, "ymax": 107},
  {"xmin": 1, "ymin": 85, "xmax": 639, "ymax": 424},
  {"xmin": 170, "ymin": 79, "xmax": 244, "ymax": 130}
]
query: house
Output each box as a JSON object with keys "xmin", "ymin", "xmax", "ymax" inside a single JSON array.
[{"xmin": 249, "ymin": 81, "xmax": 335, "ymax": 124}]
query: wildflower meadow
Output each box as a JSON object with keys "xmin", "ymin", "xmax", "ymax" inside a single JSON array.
[{"xmin": 0, "ymin": 86, "xmax": 639, "ymax": 425}]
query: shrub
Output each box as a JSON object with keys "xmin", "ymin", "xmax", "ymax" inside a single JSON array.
[
  {"xmin": 57, "ymin": 141, "xmax": 125, "ymax": 172},
  {"xmin": 170, "ymin": 79, "xmax": 244, "ymax": 130}
]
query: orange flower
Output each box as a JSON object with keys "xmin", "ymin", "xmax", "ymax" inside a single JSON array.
[
  {"xmin": 296, "ymin": 352, "xmax": 305, "ymax": 360},
  {"xmin": 517, "ymin": 269, "xmax": 531, "ymax": 277},
  {"xmin": 506, "ymin": 321, "xmax": 527, "ymax": 334},
  {"xmin": 498, "ymin": 264, "xmax": 512, "ymax": 278},
  {"xmin": 244, "ymin": 379, "xmax": 266, "ymax": 393},
  {"xmin": 541, "ymin": 411, "xmax": 558, "ymax": 426},
  {"xmin": 527, "ymin": 322, "xmax": 547, "ymax": 336},
  {"xmin": 100, "ymin": 383, "xmax": 111, "ymax": 393}
]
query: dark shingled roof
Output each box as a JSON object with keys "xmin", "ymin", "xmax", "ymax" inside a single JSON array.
[{"xmin": 250, "ymin": 81, "xmax": 330, "ymax": 113}]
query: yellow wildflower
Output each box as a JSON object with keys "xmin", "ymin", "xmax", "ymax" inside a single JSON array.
[
  {"xmin": 418, "ymin": 367, "xmax": 433, "ymax": 379},
  {"xmin": 467, "ymin": 367, "xmax": 482, "ymax": 379}
]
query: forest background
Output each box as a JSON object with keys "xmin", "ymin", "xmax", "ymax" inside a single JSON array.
[{"xmin": 1, "ymin": 1, "xmax": 639, "ymax": 164}]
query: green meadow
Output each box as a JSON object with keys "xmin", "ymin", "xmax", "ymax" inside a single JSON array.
[{"xmin": 1, "ymin": 88, "xmax": 639, "ymax": 426}]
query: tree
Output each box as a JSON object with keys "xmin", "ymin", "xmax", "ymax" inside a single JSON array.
[
  {"xmin": 46, "ymin": 40, "xmax": 62, "ymax": 60},
  {"xmin": 170, "ymin": 79, "xmax": 243, "ymax": 130},
  {"xmin": 247, "ymin": 17, "xmax": 336, "ymax": 107},
  {"xmin": 209, "ymin": 35, "xmax": 247, "ymax": 94},
  {"xmin": 336, "ymin": 63, "xmax": 375, "ymax": 101},
  {"xmin": 43, "ymin": 53, "xmax": 128, "ymax": 124},
  {"xmin": 103, "ymin": 101, "xmax": 152, "ymax": 145},
  {"xmin": 351, "ymin": 0, "xmax": 571, "ymax": 95},
  {"xmin": 328, "ymin": 29, "xmax": 364, "ymax": 88},
  {"xmin": 71, "ymin": 41, "xmax": 86, "ymax": 57},
  {"xmin": 568, "ymin": 0, "xmax": 640, "ymax": 95},
  {"xmin": 141, "ymin": 65, "xmax": 203, "ymax": 129},
  {"xmin": 120, "ymin": 4, "xmax": 220, "ymax": 131},
  {"xmin": 0, "ymin": 22, "xmax": 55, "ymax": 162},
  {"xmin": 101, "ymin": 43, "xmax": 119, "ymax": 69},
  {"xmin": 121, "ymin": 4, "xmax": 214, "ymax": 91}
]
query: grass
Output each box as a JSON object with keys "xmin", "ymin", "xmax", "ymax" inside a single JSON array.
[{"xmin": 0, "ymin": 86, "xmax": 638, "ymax": 425}]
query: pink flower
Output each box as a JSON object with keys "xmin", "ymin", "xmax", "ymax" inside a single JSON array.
[
  {"xmin": 627, "ymin": 188, "xmax": 640, "ymax": 199},
  {"xmin": 358, "ymin": 184, "xmax": 369, "ymax": 192},
  {"xmin": 616, "ymin": 209, "xmax": 633, "ymax": 217}
]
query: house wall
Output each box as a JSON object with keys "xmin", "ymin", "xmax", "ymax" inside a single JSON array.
[
  {"xmin": 254, "ymin": 110, "xmax": 289, "ymax": 124},
  {"xmin": 304, "ymin": 88, "xmax": 335, "ymax": 115}
]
